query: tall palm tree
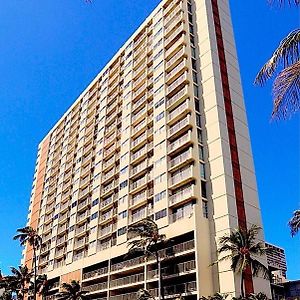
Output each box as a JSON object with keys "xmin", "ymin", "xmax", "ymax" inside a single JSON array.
[
  {"xmin": 288, "ymin": 209, "xmax": 300, "ymax": 236},
  {"xmin": 35, "ymin": 274, "xmax": 52, "ymax": 300},
  {"xmin": 255, "ymin": 0, "xmax": 300, "ymax": 119},
  {"xmin": 57, "ymin": 281, "xmax": 87, "ymax": 300},
  {"xmin": 127, "ymin": 217, "xmax": 166, "ymax": 300},
  {"xmin": 214, "ymin": 225, "xmax": 269, "ymax": 298},
  {"xmin": 13, "ymin": 226, "xmax": 42, "ymax": 300},
  {"xmin": 9, "ymin": 266, "xmax": 33, "ymax": 300}
]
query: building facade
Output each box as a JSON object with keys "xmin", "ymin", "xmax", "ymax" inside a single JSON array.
[{"xmin": 23, "ymin": 0, "xmax": 271, "ymax": 298}]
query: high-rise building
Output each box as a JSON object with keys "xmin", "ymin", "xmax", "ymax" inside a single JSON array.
[{"xmin": 22, "ymin": 0, "xmax": 271, "ymax": 298}]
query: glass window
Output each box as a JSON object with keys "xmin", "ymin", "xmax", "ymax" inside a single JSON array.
[
  {"xmin": 118, "ymin": 226, "xmax": 127, "ymax": 236},
  {"xmin": 202, "ymin": 200, "xmax": 208, "ymax": 218},
  {"xmin": 92, "ymin": 199, "xmax": 99, "ymax": 206},
  {"xmin": 155, "ymin": 209, "xmax": 167, "ymax": 220},
  {"xmin": 201, "ymin": 180, "xmax": 207, "ymax": 198},
  {"xmin": 91, "ymin": 212, "xmax": 98, "ymax": 220},
  {"xmin": 120, "ymin": 180, "xmax": 128, "ymax": 190}
]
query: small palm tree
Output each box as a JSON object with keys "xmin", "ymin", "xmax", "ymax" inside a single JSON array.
[
  {"xmin": 57, "ymin": 281, "xmax": 87, "ymax": 300},
  {"xmin": 9, "ymin": 266, "xmax": 33, "ymax": 300},
  {"xmin": 255, "ymin": 0, "xmax": 300, "ymax": 120},
  {"xmin": 214, "ymin": 225, "xmax": 269, "ymax": 298},
  {"xmin": 199, "ymin": 293, "xmax": 228, "ymax": 300},
  {"xmin": 288, "ymin": 209, "xmax": 300, "ymax": 237},
  {"xmin": 13, "ymin": 226, "xmax": 42, "ymax": 300},
  {"xmin": 127, "ymin": 217, "xmax": 166, "ymax": 300},
  {"xmin": 137, "ymin": 289, "xmax": 155, "ymax": 300}
]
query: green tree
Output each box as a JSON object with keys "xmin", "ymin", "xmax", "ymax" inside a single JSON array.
[
  {"xmin": 214, "ymin": 225, "xmax": 269, "ymax": 298},
  {"xmin": 35, "ymin": 274, "xmax": 52, "ymax": 300},
  {"xmin": 57, "ymin": 280, "xmax": 87, "ymax": 300},
  {"xmin": 13, "ymin": 226, "xmax": 42, "ymax": 300},
  {"xmin": 288, "ymin": 209, "xmax": 300, "ymax": 236},
  {"xmin": 199, "ymin": 293, "xmax": 228, "ymax": 300},
  {"xmin": 127, "ymin": 217, "xmax": 166, "ymax": 300},
  {"xmin": 9, "ymin": 266, "xmax": 33, "ymax": 300},
  {"xmin": 255, "ymin": 1, "xmax": 300, "ymax": 119},
  {"xmin": 137, "ymin": 289, "xmax": 155, "ymax": 300}
]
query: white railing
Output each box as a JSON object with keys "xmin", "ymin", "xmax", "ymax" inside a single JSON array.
[
  {"xmin": 166, "ymin": 59, "xmax": 186, "ymax": 81},
  {"xmin": 169, "ymin": 148, "xmax": 191, "ymax": 168},
  {"xmin": 168, "ymin": 99, "xmax": 188, "ymax": 121},
  {"xmin": 166, "ymin": 72, "xmax": 187, "ymax": 94},
  {"xmin": 169, "ymin": 115, "xmax": 189, "ymax": 135},
  {"xmin": 170, "ymin": 166, "xmax": 192, "ymax": 186},
  {"xmin": 169, "ymin": 185, "xmax": 193, "ymax": 205},
  {"xmin": 169, "ymin": 131, "xmax": 190, "ymax": 151}
]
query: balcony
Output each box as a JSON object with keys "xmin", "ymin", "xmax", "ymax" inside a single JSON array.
[
  {"xmin": 165, "ymin": 59, "xmax": 187, "ymax": 83},
  {"xmin": 131, "ymin": 208, "xmax": 147, "ymax": 223},
  {"xmin": 111, "ymin": 256, "xmax": 145, "ymax": 273},
  {"xmin": 75, "ymin": 225, "xmax": 88, "ymax": 236},
  {"xmin": 110, "ymin": 272, "xmax": 144, "ymax": 288},
  {"xmin": 130, "ymin": 174, "xmax": 149, "ymax": 192},
  {"xmin": 169, "ymin": 184, "xmax": 194, "ymax": 207},
  {"xmin": 60, "ymin": 201, "xmax": 70, "ymax": 212},
  {"xmin": 83, "ymin": 266, "xmax": 109, "ymax": 280},
  {"xmin": 74, "ymin": 238, "xmax": 88, "ymax": 249},
  {"xmin": 169, "ymin": 205, "xmax": 194, "ymax": 224},
  {"xmin": 57, "ymin": 224, "xmax": 68, "ymax": 234},
  {"xmin": 97, "ymin": 238, "xmax": 116, "ymax": 251},
  {"xmin": 79, "ymin": 186, "xmax": 90, "ymax": 199},
  {"xmin": 165, "ymin": 14, "xmax": 183, "ymax": 36},
  {"xmin": 100, "ymin": 195, "xmax": 114, "ymax": 209},
  {"xmin": 102, "ymin": 180, "xmax": 116, "ymax": 195},
  {"xmin": 166, "ymin": 72, "xmax": 188, "ymax": 95},
  {"xmin": 99, "ymin": 223, "xmax": 116, "ymax": 237},
  {"xmin": 102, "ymin": 168, "xmax": 116, "ymax": 182},
  {"xmin": 56, "ymin": 236, "xmax": 66, "ymax": 246},
  {"xmin": 130, "ymin": 159, "xmax": 149, "ymax": 177},
  {"xmin": 169, "ymin": 147, "xmax": 193, "ymax": 170},
  {"xmin": 149, "ymin": 281, "xmax": 196, "ymax": 298},
  {"xmin": 73, "ymin": 251, "xmax": 86, "ymax": 262},
  {"xmin": 168, "ymin": 99, "xmax": 190, "ymax": 124},
  {"xmin": 168, "ymin": 115, "xmax": 191, "ymax": 137},
  {"xmin": 164, "ymin": 3, "xmax": 182, "ymax": 24},
  {"xmin": 131, "ymin": 145, "xmax": 147, "ymax": 162},
  {"xmin": 54, "ymin": 248, "xmax": 66, "ymax": 258},
  {"xmin": 58, "ymin": 213, "xmax": 69, "ymax": 223},
  {"xmin": 170, "ymin": 165, "xmax": 193, "ymax": 187},
  {"xmin": 168, "ymin": 131, "xmax": 192, "ymax": 153},
  {"xmin": 132, "ymin": 106, "xmax": 147, "ymax": 124},
  {"xmin": 165, "ymin": 24, "xmax": 185, "ymax": 48},
  {"xmin": 77, "ymin": 211, "xmax": 90, "ymax": 223},
  {"xmin": 84, "ymin": 282, "xmax": 108, "ymax": 293},
  {"xmin": 78, "ymin": 199, "xmax": 91, "ymax": 211},
  {"xmin": 100, "ymin": 209, "xmax": 116, "ymax": 222},
  {"xmin": 132, "ymin": 94, "xmax": 147, "ymax": 112},
  {"xmin": 103, "ymin": 156, "xmax": 115, "ymax": 170}
]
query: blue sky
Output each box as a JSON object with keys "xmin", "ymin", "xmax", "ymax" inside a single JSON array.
[{"xmin": 0, "ymin": 0, "xmax": 299, "ymax": 280}]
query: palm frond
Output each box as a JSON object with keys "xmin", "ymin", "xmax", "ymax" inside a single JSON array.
[
  {"xmin": 271, "ymin": 60, "xmax": 300, "ymax": 119},
  {"xmin": 251, "ymin": 258, "xmax": 270, "ymax": 279},
  {"xmin": 288, "ymin": 209, "xmax": 300, "ymax": 236},
  {"xmin": 255, "ymin": 29, "xmax": 300, "ymax": 85}
]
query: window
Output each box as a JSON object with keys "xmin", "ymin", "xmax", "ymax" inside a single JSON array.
[
  {"xmin": 200, "ymin": 163, "xmax": 206, "ymax": 179},
  {"xmin": 197, "ymin": 129, "xmax": 203, "ymax": 143},
  {"xmin": 154, "ymin": 39, "xmax": 163, "ymax": 49},
  {"xmin": 119, "ymin": 210, "xmax": 127, "ymax": 219},
  {"xmin": 154, "ymin": 85, "xmax": 164, "ymax": 96},
  {"xmin": 54, "ymin": 214, "xmax": 59, "ymax": 220},
  {"xmin": 118, "ymin": 226, "xmax": 127, "ymax": 236},
  {"xmin": 120, "ymin": 166, "xmax": 128, "ymax": 175},
  {"xmin": 155, "ymin": 112, "xmax": 164, "ymax": 122},
  {"xmin": 196, "ymin": 114, "xmax": 202, "ymax": 128},
  {"xmin": 92, "ymin": 199, "xmax": 99, "ymax": 206},
  {"xmin": 154, "ymin": 72, "xmax": 164, "ymax": 84},
  {"xmin": 198, "ymin": 146, "xmax": 204, "ymax": 161},
  {"xmin": 155, "ymin": 209, "xmax": 167, "ymax": 220},
  {"xmin": 91, "ymin": 212, "xmax": 98, "ymax": 220},
  {"xmin": 155, "ymin": 156, "xmax": 165, "ymax": 167},
  {"xmin": 154, "ymin": 173, "xmax": 166, "ymax": 184},
  {"xmin": 155, "ymin": 97, "xmax": 165, "ymax": 109},
  {"xmin": 69, "ymin": 225, "xmax": 75, "ymax": 232},
  {"xmin": 154, "ymin": 190, "xmax": 166, "ymax": 202},
  {"xmin": 153, "ymin": 49, "xmax": 163, "ymax": 61},
  {"xmin": 120, "ymin": 180, "xmax": 128, "ymax": 190},
  {"xmin": 193, "ymin": 71, "xmax": 198, "ymax": 84},
  {"xmin": 201, "ymin": 181, "xmax": 207, "ymax": 198},
  {"xmin": 71, "ymin": 201, "xmax": 77, "ymax": 208},
  {"xmin": 154, "ymin": 61, "xmax": 163, "ymax": 71},
  {"xmin": 119, "ymin": 195, "xmax": 127, "ymax": 205},
  {"xmin": 195, "ymin": 99, "xmax": 200, "ymax": 113},
  {"xmin": 194, "ymin": 84, "xmax": 199, "ymax": 98},
  {"xmin": 202, "ymin": 200, "xmax": 208, "ymax": 218}
]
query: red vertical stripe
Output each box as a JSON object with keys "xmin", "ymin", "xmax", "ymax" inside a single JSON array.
[{"xmin": 210, "ymin": 0, "xmax": 254, "ymax": 294}]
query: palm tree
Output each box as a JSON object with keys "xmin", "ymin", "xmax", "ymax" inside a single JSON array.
[
  {"xmin": 214, "ymin": 225, "xmax": 269, "ymax": 298},
  {"xmin": 254, "ymin": 0, "xmax": 300, "ymax": 119},
  {"xmin": 137, "ymin": 289, "xmax": 155, "ymax": 300},
  {"xmin": 35, "ymin": 274, "xmax": 52, "ymax": 300},
  {"xmin": 9, "ymin": 266, "xmax": 33, "ymax": 300},
  {"xmin": 13, "ymin": 226, "xmax": 42, "ymax": 300},
  {"xmin": 199, "ymin": 293, "xmax": 228, "ymax": 300},
  {"xmin": 127, "ymin": 217, "xmax": 166, "ymax": 300},
  {"xmin": 288, "ymin": 209, "xmax": 300, "ymax": 236},
  {"xmin": 57, "ymin": 281, "xmax": 87, "ymax": 300}
]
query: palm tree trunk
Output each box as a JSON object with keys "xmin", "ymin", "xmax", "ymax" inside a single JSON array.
[
  {"xmin": 240, "ymin": 271, "xmax": 245, "ymax": 298},
  {"xmin": 33, "ymin": 246, "xmax": 37, "ymax": 300},
  {"xmin": 156, "ymin": 252, "xmax": 163, "ymax": 300}
]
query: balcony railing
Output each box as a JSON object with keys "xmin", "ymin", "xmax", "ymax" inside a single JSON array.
[
  {"xmin": 169, "ymin": 148, "xmax": 191, "ymax": 168},
  {"xmin": 168, "ymin": 99, "xmax": 189, "ymax": 121},
  {"xmin": 166, "ymin": 59, "xmax": 186, "ymax": 82},
  {"xmin": 110, "ymin": 272, "xmax": 144, "ymax": 288},
  {"xmin": 131, "ymin": 208, "xmax": 146, "ymax": 223},
  {"xmin": 165, "ymin": 24, "xmax": 185, "ymax": 47},
  {"xmin": 169, "ymin": 115, "xmax": 189, "ymax": 136},
  {"xmin": 169, "ymin": 185, "xmax": 194, "ymax": 206},
  {"xmin": 169, "ymin": 206, "xmax": 194, "ymax": 224},
  {"xmin": 83, "ymin": 266, "xmax": 109, "ymax": 280},
  {"xmin": 170, "ymin": 165, "xmax": 192, "ymax": 186},
  {"xmin": 84, "ymin": 282, "xmax": 108, "ymax": 293},
  {"xmin": 169, "ymin": 131, "xmax": 190, "ymax": 152},
  {"xmin": 166, "ymin": 72, "xmax": 188, "ymax": 94}
]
